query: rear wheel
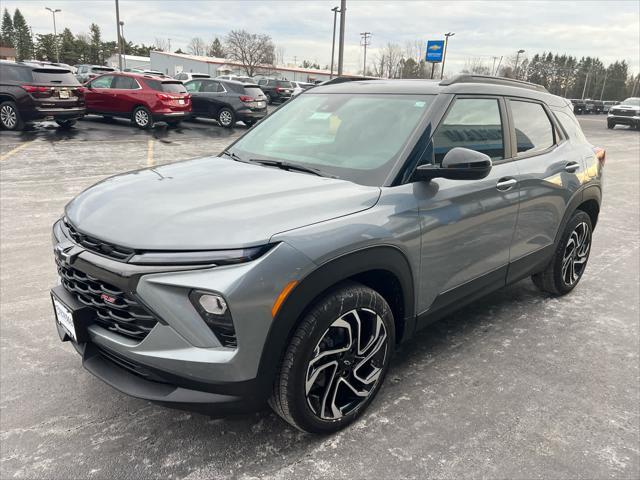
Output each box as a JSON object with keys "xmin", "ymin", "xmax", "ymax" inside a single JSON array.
[
  {"xmin": 132, "ymin": 106, "xmax": 153, "ymax": 129},
  {"xmin": 269, "ymin": 282, "xmax": 394, "ymax": 433},
  {"xmin": 532, "ymin": 210, "xmax": 592, "ymax": 296},
  {"xmin": 607, "ymin": 120, "xmax": 615, "ymax": 129},
  {"xmin": 0, "ymin": 101, "xmax": 23, "ymax": 130},
  {"xmin": 244, "ymin": 120, "xmax": 255, "ymax": 127},
  {"xmin": 55, "ymin": 119, "xmax": 76, "ymax": 129},
  {"xmin": 265, "ymin": 93, "xmax": 272, "ymax": 105},
  {"xmin": 217, "ymin": 107, "xmax": 235, "ymax": 128}
]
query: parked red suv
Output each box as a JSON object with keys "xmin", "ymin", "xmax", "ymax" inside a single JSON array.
[{"xmin": 84, "ymin": 72, "xmax": 191, "ymax": 128}]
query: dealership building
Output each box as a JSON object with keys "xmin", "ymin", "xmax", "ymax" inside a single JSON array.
[{"xmin": 150, "ymin": 51, "xmax": 340, "ymax": 82}]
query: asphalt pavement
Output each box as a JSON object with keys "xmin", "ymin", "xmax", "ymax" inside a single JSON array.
[{"xmin": 0, "ymin": 115, "xmax": 638, "ymax": 479}]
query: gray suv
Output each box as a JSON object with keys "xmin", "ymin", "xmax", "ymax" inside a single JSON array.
[{"xmin": 50, "ymin": 75, "xmax": 604, "ymax": 433}]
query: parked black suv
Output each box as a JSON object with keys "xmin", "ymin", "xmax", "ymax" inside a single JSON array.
[
  {"xmin": 569, "ymin": 98, "xmax": 586, "ymax": 114},
  {"xmin": 0, "ymin": 60, "xmax": 85, "ymax": 130},
  {"xmin": 256, "ymin": 78, "xmax": 294, "ymax": 104},
  {"xmin": 75, "ymin": 64, "xmax": 116, "ymax": 84},
  {"xmin": 184, "ymin": 78, "xmax": 268, "ymax": 127}
]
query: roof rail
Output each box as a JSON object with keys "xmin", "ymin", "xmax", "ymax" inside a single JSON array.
[{"xmin": 440, "ymin": 74, "xmax": 548, "ymax": 92}]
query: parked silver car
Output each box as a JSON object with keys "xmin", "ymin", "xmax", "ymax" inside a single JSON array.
[{"xmin": 50, "ymin": 75, "xmax": 604, "ymax": 433}]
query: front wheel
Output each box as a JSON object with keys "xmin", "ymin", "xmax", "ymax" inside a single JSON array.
[
  {"xmin": 132, "ymin": 106, "xmax": 153, "ymax": 129},
  {"xmin": 269, "ymin": 282, "xmax": 395, "ymax": 433},
  {"xmin": 0, "ymin": 101, "xmax": 24, "ymax": 130},
  {"xmin": 532, "ymin": 210, "xmax": 592, "ymax": 296},
  {"xmin": 607, "ymin": 120, "xmax": 614, "ymax": 129}
]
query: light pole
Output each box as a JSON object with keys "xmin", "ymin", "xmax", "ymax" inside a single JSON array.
[
  {"xmin": 45, "ymin": 7, "xmax": 61, "ymax": 62},
  {"xmin": 599, "ymin": 70, "xmax": 608, "ymax": 100},
  {"xmin": 360, "ymin": 31, "xmax": 371, "ymax": 76},
  {"xmin": 329, "ymin": 6, "xmax": 340, "ymax": 79},
  {"xmin": 440, "ymin": 32, "xmax": 455, "ymax": 80},
  {"xmin": 514, "ymin": 49, "xmax": 525, "ymax": 79},
  {"xmin": 115, "ymin": 0, "xmax": 123, "ymax": 70},
  {"xmin": 119, "ymin": 20, "xmax": 126, "ymax": 69},
  {"xmin": 337, "ymin": 0, "xmax": 346, "ymax": 76}
]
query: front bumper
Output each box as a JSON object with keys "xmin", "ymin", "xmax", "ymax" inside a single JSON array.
[
  {"xmin": 51, "ymin": 222, "xmax": 314, "ymax": 410},
  {"xmin": 608, "ymin": 114, "xmax": 640, "ymax": 126}
]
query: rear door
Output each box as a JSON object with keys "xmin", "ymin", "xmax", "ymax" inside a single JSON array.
[
  {"xmin": 416, "ymin": 96, "xmax": 520, "ymax": 322},
  {"xmin": 506, "ymin": 98, "xmax": 585, "ymax": 272},
  {"xmin": 110, "ymin": 75, "xmax": 141, "ymax": 114},
  {"xmin": 199, "ymin": 80, "xmax": 225, "ymax": 116},
  {"xmin": 185, "ymin": 80, "xmax": 205, "ymax": 113},
  {"xmin": 85, "ymin": 75, "xmax": 115, "ymax": 113}
]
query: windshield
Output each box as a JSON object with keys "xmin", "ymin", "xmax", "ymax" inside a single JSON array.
[
  {"xmin": 621, "ymin": 97, "xmax": 640, "ymax": 106},
  {"xmin": 230, "ymin": 93, "xmax": 435, "ymax": 186}
]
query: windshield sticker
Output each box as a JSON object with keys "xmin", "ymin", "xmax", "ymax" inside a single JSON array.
[{"xmin": 310, "ymin": 112, "xmax": 332, "ymax": 120}]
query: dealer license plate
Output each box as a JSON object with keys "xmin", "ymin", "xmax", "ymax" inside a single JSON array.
[{"xmin": 52, "ymin": 294, "xmax": 76, "ymax": 341}]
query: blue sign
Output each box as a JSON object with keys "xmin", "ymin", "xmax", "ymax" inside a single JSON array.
[{"xmin": 426, "ymin": 40, "xmax": 445, "ymax": 63}]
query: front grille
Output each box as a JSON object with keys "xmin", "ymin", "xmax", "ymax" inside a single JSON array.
[
  {"xmin": 63, "ymin": 219, "xmax": 135, "ymax": 262},
  {"xmin": 611, "ymin": 109, "xmax": 636, "ymax": 117},
  {"xmin": 55, "ymin": 256, "xmax": 157, "ymax": 340}
]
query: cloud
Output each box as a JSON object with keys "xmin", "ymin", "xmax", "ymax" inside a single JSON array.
[{"xmin": 3, "ymin": 0, "xmax": 638, "ymax": 74}]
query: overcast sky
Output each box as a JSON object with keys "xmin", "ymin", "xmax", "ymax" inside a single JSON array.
[{"xmin": 4, "ymin": 0, "xmax": 639, "ymax": 74}]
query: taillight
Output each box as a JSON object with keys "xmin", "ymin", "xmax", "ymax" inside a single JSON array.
[
  {"xmin": 156, "ymin": 93, "xmax": 172, "ymax": 101},
  {"xmin": 239, "ymin": 95, "xmax": 254, "ymax": 103},
  {"xmin": 594, "ymin": 147, "xmax": 606, "ymax": 166},
  {"xmin": 21, "ymin": 85, "xmax": 48, "ymax": 93},
  {"xmin": 274, "ymin": 87, "xmax": 283, "ymax": 93}
]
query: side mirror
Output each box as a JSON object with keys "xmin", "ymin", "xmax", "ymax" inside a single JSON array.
[{"xmin": 415, "ymin": 147, "xmax": 492, "ymax": 181}]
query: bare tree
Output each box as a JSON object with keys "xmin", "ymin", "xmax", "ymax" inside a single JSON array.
[
  {"xmin": 372, "ymin": 43, "xmax": 403, "ymax": 78},
  {"xmin": 275, "ymin": 46, "xmax": 285, "ymax": 66},
  {"xmin": 187, "ymin": 37, "xmax": 207, "ymax": 56},
  {"xmin": 462, "ymin": 57, "xmax": 492, "ymax": 75},
  {"xmin": 224, "ymin": 29, "xmax": 275, "ymax": 76},
  {"xmin": 154, "ymin": 37, "xmax": 169, "ymax": 52}
]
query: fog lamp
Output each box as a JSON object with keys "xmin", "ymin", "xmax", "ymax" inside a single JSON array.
[{"xmin": 199, "ymin": 294, "xmax": 228, "ymax": 315}]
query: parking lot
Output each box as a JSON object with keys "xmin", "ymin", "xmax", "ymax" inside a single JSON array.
[{"xmin": 0, "ymin": 115, "xmax": 638, "ymax": 479}]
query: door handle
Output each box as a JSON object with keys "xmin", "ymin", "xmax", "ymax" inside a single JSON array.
[
  {"xmin": 496, "ymin": 178, "xmax": 517, "ymax": 191},
  {"xmin": 565, "ymin": 161, "xmax": 580, "ymax": 173}
]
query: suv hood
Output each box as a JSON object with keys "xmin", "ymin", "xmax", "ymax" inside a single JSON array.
[{"xmin": 65, "ymin": 156, "xmax": 381, "ymax": 250}]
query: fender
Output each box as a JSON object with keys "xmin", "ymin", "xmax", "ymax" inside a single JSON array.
[
  {"xmin": 553, "ymin": 184, "xmax": 601, "ymax": 248},
  {"xmin": 254, "ymin": 245, "xmax": 416, "ymax": 392}
]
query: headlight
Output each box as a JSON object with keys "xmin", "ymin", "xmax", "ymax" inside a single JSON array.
[{"xmin": 128, "ymin": 245, "xmax": 271, "ymax": 266}]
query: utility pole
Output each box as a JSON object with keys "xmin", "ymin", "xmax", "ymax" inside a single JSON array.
[
  {"xmin": 119, "ymin": 21, "xmax": 126, "ymax": 70},
  {"xmin": 115, "ymin": 0, "xmax": 123, "ymax": 70},
  {"xmin": 329, "ymin": 6, "xmax": 340, "ymax": 79},
  {"xmin": 491, "ymin": 56, "xmax": 498, "ymax": 76},
  {"xmin": 581, "ymin": 71, "xmax": 590, "ymax": 100},
  {"xmin": 599, "ymin": 70, "xmax": 608, "ymax": 100},
  {"xmin": 45, "ymin": 7, "xmax": 61, "ymax": 63},
  {"xmin": 360, "ymin": 31, "xmax": 371, "ymax": 76},
  {"xmin": 495, "ymin": 56, "xmax": 503, "ymax": 77},
  {"xmin": 440, "ymin": 32, "xmax": 455, "ymax": 79},
  {"xmin": 514, "ymin": 49, "xmax": 525, "ymax": 79},
  {"xmin": 337, "ymin": 0, "xmax": 346, "ymax": 76},
  {"xmin": 168, "ymin": 38, "xmax": 171, "ymax": 52}
]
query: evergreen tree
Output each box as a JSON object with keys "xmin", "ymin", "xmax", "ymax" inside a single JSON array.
[
  {"xmin": 89, "ymin": 23, "xmax": 102, "ymax": 63},
  {"xmin": 208, "ymin": 37, "xmax": 224, "ymax": 57},
  {"xmin": 13, "ymin": 9, "xmax": 34, "ymax": 60},
  {"xmin": 1, "ymin": 8, "xmax": 14, "ymax": 48},
  {"xmin": 35, "ymin": 33, "xmax": 57, "ymax": 61},
  {"xmin": 59, "ymin": 28, "xmax": 77, "ymax": 64}
]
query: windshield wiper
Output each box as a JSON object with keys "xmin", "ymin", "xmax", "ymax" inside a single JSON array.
[
  {"xmin": 221, "ymin": 150, "xmax": 247, "ymax": 163},
  {"xmin": 249, "ymin": 158, "xmax": 326, "ymax": 177}
]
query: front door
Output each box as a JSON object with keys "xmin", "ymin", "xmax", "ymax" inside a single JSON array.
[
  {"xmin": 415, "ymin": 96, "xmax": 520, "ymax": 322},
  {"xmin": 84, "ymin": 75, "xmax": 115, "ymax": 113}
]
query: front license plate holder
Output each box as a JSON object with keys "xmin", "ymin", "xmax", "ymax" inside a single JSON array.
[{"xmin": 51, "ymin": 285, "xmax": 94, "ymax": 343}]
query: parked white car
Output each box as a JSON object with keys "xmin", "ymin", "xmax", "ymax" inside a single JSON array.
[
  {"xmin": 174, "ymin": 72, "xmax": 211, "ymax": 82},
  {"xmin": 291, "ymin": 81, "xmax": 315, "ymax": 96},
  {"xmin": 217, "ymin": 75, "xmax": 255, "ymax": 84}
]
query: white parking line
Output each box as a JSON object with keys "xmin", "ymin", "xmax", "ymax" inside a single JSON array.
[{"xmin": 147, "ymin": 139, "xmax": 154, "ymax": 166}]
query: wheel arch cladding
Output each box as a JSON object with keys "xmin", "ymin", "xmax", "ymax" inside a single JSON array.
[
  {"xmin": 257, "ymin": 245, "xmax": 415, "ymax": 387},
  {"xmin": 577, "ymin": 198, "xmax": 600, "ymax": 229},
  {"xmin": 554, "ymin": 185, "xmax": 601, "ymax": 247}
]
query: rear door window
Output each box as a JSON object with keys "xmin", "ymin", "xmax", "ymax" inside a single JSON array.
[
  {"xmin": 202, "ymin": 81, "xmax": 223, "ymax": 93},
  {"xmin": 432, "ymin": 98, "xmax": 504, "ymax": 163},
  {"xmin": 509, "ymin": 100, "xmax": 555, "ymax": 155},
  {"xmin": 112, "ymin": 76, "xmax": 139, "ymax": 89},
  {"xmin": 90, "ymin": 75, "xmax": 114, "ymax": 88}
]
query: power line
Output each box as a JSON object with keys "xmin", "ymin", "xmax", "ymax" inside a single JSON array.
[{"xmin": 360, "ymin": 32, "xmax": 371, "ymax": 75}]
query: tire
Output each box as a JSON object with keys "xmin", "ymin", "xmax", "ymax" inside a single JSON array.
[
  {"xmin": 55, "ymin": 119, "xmax": 76, "ymax": 129},
  {"xmin": 166, "ymin": 120, "xmax": 182, "ymax": 128},
  {"xmin": 607, "ymin": 121, "xmax": 614, "ymax": 129},
  {"xmin": 269, "ymin": 282, "xmax": 395, "ymax": 433},
  {"xmin": 0, "ymin": 101, "xmax": 24, "ymax": 131},
  {"xmin": 217, "ymin": 107, "xmax": 235, "ymax": 128},
  {"xmin": 244, "ymin": 120, "xmax": 255, "ymax": 127},
  {"xmin": 265, "ymin": 93, "xmax": 272, "ymax": 105},
  {"xmin": 132, "ymin": 106, "xmax": 153, "ymax": 129},
  {"xmin": 532, "ymin": 210, "xmax": 593, "ymax": 296}
]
